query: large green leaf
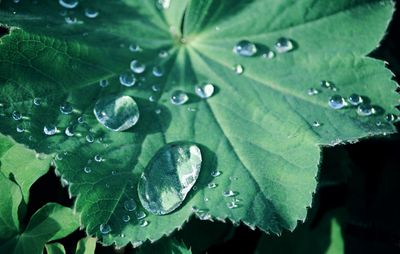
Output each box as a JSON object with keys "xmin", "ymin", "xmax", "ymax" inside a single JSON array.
[
  {"xmin": 0, "ymin": 203, "xmax": 80, "ymax": 254},
  {"xmin": 0, "ymin": 0, "xmax": 397, "ymax": 247}
]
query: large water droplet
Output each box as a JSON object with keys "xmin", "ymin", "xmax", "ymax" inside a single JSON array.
[
  {"xmin": 233, "ymin": 40, "xmax": 257, "ymax": 57},
  {"xmin": 274, "ymin": 37, "xmax": 294, "ymax": 53},
  {"xmin": 44, "ymin": 125, "xmax": 58, "ymax": 136},
  {"xmin": 99, "ymin": 223, "xmax": 111, "ymax": 234},
  {"xmin": 59, "ymin": 0, "xmax": 78, "ymax": 9},
  {"xmin": 328, "ymin": 95, "xmax": 346, "ymax": 109},
  {"xmin": 119, "ymin": 73, "xmax": 136, "ymax": 87},
  {"xmin": 124, "ymin": 199, "xmax": 137, "ymax": 211},
  {"xmin": 347, "ymin": 94, "xmax": 363, "ymax": 106},
  {"xmin": 357, "ymin": 104, "xmax": 375, "ymax": 116},
  {"xmin": 195, "ymin": 82, "xmax": 215, "ymax": 99},
  {"xmin": 130, "ymin": 60, "xmax": 146, "ymax": 74},
  {"xmin": 60, "ymin": 102, "xmax": 73, "ymax": 114},
  {"xmin": 170, "ymin": 91, "xmax": 189, "ymax": 105},
  {"xmin": 138, "ymin": 142, "xmax": 202, "ymax": 215},
  {"xmin": 93, "ymin": 95, "xmax": 140, "ymax": 131},
  {"xmin": 84, "ymin": 8, "xmax": 99, "ymax": 18}
]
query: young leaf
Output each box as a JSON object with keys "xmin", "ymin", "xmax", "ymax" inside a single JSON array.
[
  {"xmin": 0, "ymin": 203, "xmax": 79, "ymax": 254},
  {"xmin": 0, "ymin": 0, "xmax": 397, "ymax": 247},
  {"xmin": 75, "ymin": 237, "xmax": 97, "ymax": 254},
  {"xmin": 45, "ymin": 243, "xmax": 66, "ymax": 254}
]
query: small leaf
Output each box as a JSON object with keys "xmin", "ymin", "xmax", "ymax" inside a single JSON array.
[
  {"xmin": 75, "ymin": 237, "xmax": 97, "ymax": 254},
  {"xmin": 138, "ymin": 238, "xmax": 192, "ymax": 254},
  {"xmin": 45, "ymin": 243, "xmax": 66, "ymax": 254}
]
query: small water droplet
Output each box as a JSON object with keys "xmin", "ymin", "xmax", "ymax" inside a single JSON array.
[
  {"xmin": 211, "ymin": 170, "xmax": 221, "ymax": 177},
  {"xmin": 307, "ymin": 88, "xmax": 320, "ymax": 96},
  {"xmin": 195, "ymin": 82, "xmax": 215, "ymax": 99},
  {"xmin": 312, "ymin": 121, "xmax": 321, "ymax": 127},
  {"xmin": 94, "ymin": 155, "xmax": 103, "ymax": 162},
  {"xmin": 320, "ymin": 80, "xmax": 337, "ymax": 91},
  {"xmin": 148, "ymin": 95, "xmax": 156, "ymax": 102},
  {"xmin": 262, "ymin": 50, "xmax": 275, "ymax": 59},
  {"xmin": 44, "ymin": 125, "xmax": 58, "ymax": 136},
  {"xmin": 99, "ymin": 79, "xmax": 109, "ymax": 88},
  {"xmin": 77, "ymin": 116, "xmax": 85, "ymax": 124},
  {"xmin": 99, "ymin": 223, "xmax": 111, "ymax": 234},
  {"xmin": 84, "ymin": 8, "xmax": 98, "ymax": 18},
  {"xmin": 60, "ymin": 102, "xmax": 73, "ymax": 114},
  {"xmin": 12, "ymin": 111, "xmax": 22, "ymax": 121},
  {"xmin": 119, "ymin": 73, "xmax": 136, "ymax": 87},
  {"xmin": 347, "ymin": 94, "xmax": 363, "ymax": 106},
  {"xmin": 55, "ymin": 153, "xmax": 63, "ymax": 161},
  {"xmin": 152, "ymin": 84, "xmax": 161, "ymax": 92},
  {"xmin": 33, "ymin": 97, "xmax": 42, "ymax": 106},
  {"xmin": 223, "ymin": 190, "xmax": 238, "ymax": 197},
  {"xmin": 111, "ymin": 170, "xmax": 118, "ymax": 175},
  {"xmin": 83, "ymin": 166, "xmax": 92, "ymax": 173},
  {"xmin": 65, "ymin": 126, "xmax": 75, "ymax": 136},
  {"xmin": 152, "ymin": 66, "xmax": 164, "ymax": 77},
  {"xmin": 139, "ymin": 220, "xmax": 149, "ymax": 227},
  {"xmin": 376, "ymin": 121, "xmax": 382, "ymax": 127},
  {"xmin": 65, "ymin": 16, "xmax": 78, "ymax": 24},
  {"xmin": 156, "ymin": 0, "xmax": 170, "ymax": 10},
  {"xmin": 86, "ymin": 134, "xmax": 94, "ymax": 143},
  {"xmin": 208, "ymin": 182, "xmax": 217, "ymax": 189},
  {"xmin": 233, "ymin": 64, "xmax": 244, "ymax": 75},
  {"xmin": 16, "ymin": 124, "xmax": 25, "ymax": 133},
  {"xmin": 170, "ymin": 91, "xmax": 189, "ymax": 105},
  {"xmin": 385, "ymin": 113, "xmax": 397, "ymax": 122},
  {"xmin": 274, "ymin": 37, "xmax": 294, "ymax": 53},
  {"xmin": 227, "ymin": 201, "xmax": 239, "ymax": 209},
  {"xmin": 94, "ymin": 95, "xmax": 140, "ymax": 131},
  {"xmin": 136, "ymin": 210, "xmax": 147, "ymax": 220},
  {"xmin": 120, "ymin": 233, "xmax": 125, "ymax": 238},
  {"xmin": 328, "ymin": 95, "xmax": 346, "ymax": 109},
  {"xmin": 357, "ymin": 104, "xmax": 375, "ymax": 116},
  {"xmin": 130, "ymin": 60, "xmax": 146, "ymax": 74},
  {"xmin": 138, "ymin": 142, "xmax": 202, "ymax": 215},
  {"xmin": 59, "ymin": 0, "xmax": 78, "ymax": 9},
  {"xmin": 124, "ymin": 199, "xmax": 137, "ymax": 211},
  {"xmin": 122, "ymin": 214, "xmax": 130, "ymax": 223},
  {"xmin": 129, "ymin": 43, "xmax": 142, "ymax": 53},
  {"xmin": 233, "ymin": 40, "xmax": 257, "ymax": 57},
  {"xmin": 158, "ymin": 50, "xmax": 169, "ymax": 58}
]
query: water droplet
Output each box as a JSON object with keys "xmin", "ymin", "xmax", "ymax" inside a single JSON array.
[
  {"xmin": 170, "ymin": 91, "xmax": 189, "ymax": 105},
  {"xmin": 60, "ymin": 102, "xmax": 73, "ymax": 114},
  {"xmin": 55, "ymin": 153, "xmax": 63, "ymax": 161},
  {"xmin": 152, "ymin": 66, "xmax": 164, "ymax": 77},
  {"xmin": 139, "ymin": 220, "xmax": 149, "ymax": 227},
  {"xmin": 155, "ymin": 109, "xmax": 162, "ymax": 114},
  {"xmin": 195, "ymin": 82, "xmax": 215, "ymax": 99},
  {"xmin": 111, "ymin": 170, "xmax": 118, "ymax": 175},
  {"xmin": 136, "ymin": 210, "xmax": 147, "ymax": 220},
  {"xmin": 94, "ymin": 155, "xmax": 103, "ymax": 162},
  {"xmin": 262, "ymin": 50, "xmax": 275, "ymax": 59},
  {"xmin": 122, "ymin": 214, "xmax": 130, "ymax": 223},
  {"xmin": 274, "ymin": 37, "xmax": 294, "ymax": 53},
  {"xmin": 65, "ymin": 126, "xmax": 75, "ymax": 136},
  {"xmin": 385, "ymin": 113, "xmax": 397, "ymax": 122},
  {"xmin": 156, "ymin": 0, "xmax": 170, "ymax": 10},
  {"xmin": 233, "ymin": 40, "xmax": 257, "ymax": 57},
  {"xmin": 347, "ymin": 94, "xmax": 363, "ymax": 106},
  {"xmin": 307, "ymin": 88, "xmax": 320, "ymax": 96},
  {"xmin": 99, "ymin": 223, "xmax": 111, "ymax": 234},
  {"xmin": 328, "ymin": 95, "xmax": 346, "ymax": 109},
  {"xmin": 233, "ymin": 64, "xmax": 244, "ymax": 75},
  {"xmin": 227, "ymin": 201, "xmax": 239, "ymax": 209},
  {"xmin": 84, "ymin": 8, "xmax": 98, "ymax": 18},
  {"xmin": 208, "ymin": 182, "xmax": 217, "ymax": 189},
  {"xmin": 59, "ymin": 0, "xmax": 78, "ymax": 9},
  {"xmin": 99, "ymin": 79, "xmax": 109, "ymax": 88},
  {"xmin": 138, "ymin": 142, "xmax": 202, "ymax": 215},
  {"xmin": 148, "ymin": 95, "xmax": 156, "ymax": 102},
  {"xmin": 65, "ymin": 16, "xmax": 78, "ymax": 24},
  {"xmin": 130, "ymin": 60, "xmax": 146, "ymax": 74},
  {"xmin": 119, "ymin": 73, "xmax": 136, "ymax": 87},
  {"xmin": 211, "ymin": 170, "xmax": 221, "ymax": 177},
  {"xmin": 223, "ymin": 190, "xmax": 238, "ymax": 197},
  {"xmin": 376, "ymin": 121, "xmax": 382, "ymax": 127},
  {"xmin": 77, "ymin": 116, "xmax": 85, "ymax": 124},
  {"xmin": 152, "ymin": 84, "xmax": 161, "ymax": 92},
  {"xmin": 320, "ymin": 80, "xmax": 337, "ymax": 91},
  {"xmin": 129, "ymin": 43, "xmax": 142, "ymax": 53},
  {"xmin": 44, "ymin": 125, "xmax": 58, "ymax": 136},
  {"xmin": 16, "ymin": 124, "xmax": 25, "ymax": 133},
  {"xmin": 120, "ymin": 233, "xmax": 125, "ymax": 238},
  {"xmin": 86, "ymin": 134, "xmax": 94, "ymax": 143},
  {"xmin": 357, "ymin": 104, "xmax": 375, "ymax": 116},
  {"xmin": 312, "ymin": 121, "xmax": 321, "ymax": 127},
  {"xmin": 158, "ymin": 50, "xmax": 168, "ymax": 58},
  {"xmin": 94, "ymin": 95, "xmax": 140, "ymax": 131},
  {"xmin": 124, "ymin": 199, "xmax": 137, "ymax": 211},
  {"xmin": 83, "ymin": 166, "xmax": 92, "ymax": 173},
  {"xmin": 12, "ymin": 111, "xmax": 22, "ymax": 121},
  {"xmin": 33, "ymin": 97, "xmax": 42, "ymax": 106}
]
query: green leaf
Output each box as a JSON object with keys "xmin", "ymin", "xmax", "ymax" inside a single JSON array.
[
  {"xmin": 0, "ymin": 203, "xmax": 79, "ymax": 254},
  {"xmin": 0, "ymin": 172, "xmax": 22, "ymax": 241},
  {"xmin": 75, "ymin": 237, "xmax": 97, "ymax": 254},
  {"xmin": 138, "ymin": 238, "xmax": 192, "ymax": 254},
  {"xmin": 45, "ymin": 243, "xmax": 66, "ymax": 254},
  {"xmin": 0, "ymin": 133, "xmax": 51, "ymax": 203},
  {"xmin": 0, "ymin": 0, "xmax": 397, "ymax": 247}
]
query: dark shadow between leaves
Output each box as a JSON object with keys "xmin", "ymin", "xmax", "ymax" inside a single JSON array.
[{"xmin": 0, "ymin": 26, "xmax": 9, "ymax": 38}]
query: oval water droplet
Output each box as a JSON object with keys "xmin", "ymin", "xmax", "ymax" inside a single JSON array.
[
  {"xmin": 12, "ymin": 111, "xmax": 22, "ymax": 121},
  {"xmin": 94, "ymin": 95, "xmax": 140, "ymax": 131},
  {"xmin": 328, "ymin": 95, "xmax": 346, "ymax": 109},
  {"xmin": 195, "ymin": 82, "xmax": 215, "ymax": 99},
  {"xmin": 139, "ymin": 220, "xmax": 149, "ymax": 227},
  {"xmin": 65, "ymin": 126, "xmax": 75, "ymax": 136},
  {"xmin": 152, "ymin": 84, "xmax": 161, "ymax": 92},
  {"xmin": 223, "ymin": 190, "xmax": 238, "ymax": 197},
  {"xmin": 274, "ymin": 37, "xmax": 294, "ymax": 53},
  {"xmin": 138, "ymin": 142, "xmax": 202, "ymax": 215},
  {"xmin": 208, "ymin": 182, "xmax": 217, "ymax": 189},
  {"xmin": 59, "ymin": 0, "xmax": 78, "ymax": 9},
  {"xmin": 86, "ymin": 134, "xmax": 94, "ymax": 143},
  {"xmin": 233, "ymin": 64, "xmax": 244, "ymax": 75},
  {"xmin": 385, "ymin": 113, "xmax": 397, "ymax": 122},
  {"xmin": 312, "ymin": 121, "xmax": 321, "ymax": 127},
  {"xmin": 136, "ymin": 210, "xmax": 147, "ymax": 220},
  {"xmin": 60, "ymin": 102, "xmax": 73, "ymax": 114},
  {"xmin": 44, "ymin": 125, "xmax": 58, "ymax": 136},
  {"xmin": 152, "ymin": 66, "xmax": 164, "ymax": 77},
  {"xmin": 83, "ymin": 166, "xmax": 92, "ymax": 173},
  {"xmin": 307, "ymin": 88, "xmax": 320, "ymax": 96},
  {"xmin": 170, "ymin": 91, "xmax": 189, "ymax": 105},
  {"xmin": 33, "ymin": 97, "xmax": 42, "ymax": 106},
  {"xmin": 84, "ymin": 8, "xmax": 98, "ymax": 18},
  {"xmin": 130, "ymin": 60, "xmax": 146, "ymax": 74},
  {"xmin": 122, "ymin": 214, "xmax": 130, "ymax": 223},
  {"xmin": 99, "ymin": 79, "xmax": 109, "ymax": 88},
  {"xmin": 347, "ymin": 94, "xmax": 363, "ymax": 106},
  {"xmin": 94, "ymin": 155, "xmax": 103, "ymax": 162},
  {"xmin": 124, "ymin": 199, "xmax": 137, "ymax": 211},
  {"xmin": 211, "ymin": 170, "xmax": 221, "ymax": 177},
  {"xmin": 233, "ymin": 40, "xmax": 257, "ymax": 57},
  {"xmin": 357, "ymin": 104, "xmax": 375, "ymax": 116},
  {"xmin": 16, "ymin": 124, "xmax": 25, "ymax": 133},
  {"xmin": 99, "ymin": 223, "xmax": 111, "ymax": 234},
  {"xmin": 119, "ymin": 73, "xmax": 136, "ymax": 87}
]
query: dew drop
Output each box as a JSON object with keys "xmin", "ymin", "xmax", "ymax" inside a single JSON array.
[
  {"xmin": 385, "ymin": 113, "xmax": 397, "ymax": 122},
  {"xmin": 83, "ymin": 166, "xmax": 92, "ymax": 173},
  {"xmin": 60, "ymin": 102, "xmax": 73, "ymax": 114},
  {"xmin": 233, "ymin": 64, "xmax": 244, "ymax": 75},
  {"xmin": 328, "ymin": 95, "xmax": 346, "ymax": 109},
  {"xmin": 65, "ymin": 16, "xmax": 78, "ymax": 24},
  {"xmin": 93, "ymin": 95, "xmax": 140, "ymax": 131},
  {"xmin": 156, "ymin": 0, "xmax": 170, "ymax": 10},
  {"xmin": 65, "ymin": 126, "xmax": 75, "ymax": 137},
  {"xmin": 357, "ymin": 104, "xmax": 375, "ymax": 116},
  {"xmin": 16, "ymin": 124, "xmax": 25, "ymax": 133},
  {"xmin": 307, "ymin": 88, "xmax": 320, "ymax": 96},
  {"xmin": 119, "ymin": 73, "xmax": 136, "ymax": 87},
  {"xmin": 170, "ymin": 90, "xmax": 189, "ymax": 105},
  {"xmin": 158, "ymin": 50, "xmax": 169, "ymax": 58},
  {"xmin": 84, "ymin": 8, "xmax": 99, "ymax": 18},
  {"xmin": 155, "ymin": 109, "xmax": 162, "ymax": 114},
  {"xmin": 320, "ymin": 80, "xmax": 337, "ymax": 91},
  {"xmin": 86, "ymin": 134, "xmax": 94, "ymax": 143},
  {"xmin": 274, "ymin": 37, "xmax": 294, "ymax": 53},
  {"xmin": 136, "ymin": 210, "xmax": 147, "ymax": 220},
  {"xmin": 33, "ymin": 97, "xmax": 42, "ymax": 106},
  {"xmin": 312, "ymin": 121, "xmax": 321, "ymax": 127},
  {"xmin": 195, "ymin": 82, "xmax": 215, "ymax": 99},
  {"xmin": 130, "ymin": 60, "xmax": 146, "ymax": 74},
  {"xmin": 124, "ymin": 199, "xmax": 137, "ymax": 211},
  {"xmin": 99, "ymin": 223, "xmax": 111, "ymax": 234},
  {"xmin": 223, "ymin": 190, "xmax": 238, "ymax": 197},
  {"xmin": 152, "ymin": 66, "xmax": 164, "ymax": 77},
  {"xmin": 262, "ymin": 50, "xmax": 275, "ymax": 59},
  {"xmin": 233, "ymin": 40, "xmax": 257, "ymax": 57},
  {"xmin": 208, "ymin": 182, "xmax": 217, "ymax": 189},
  {"xmin": 227, "ymin": 201, "xmax": 239, "ymax": 209},
  {"xmin": 211, "ymin": 170, "xmax": 221, "ymax": 177},
  {"xmin": 44, "ymin": 125, "xmax": 58, "ymax": 136},
  {"xmin": 94, "ymin": 155, "xmax": 103, "ymax": 162},
  {"xmin": 138, "ymin": 142, "xmax": 202, "ymax": 215},
  {"xmin": 99, "ymin": 79, "xmax": 109, "ymax": 88},
  {"xmin": 12, "ymin": 111, "xmax": 22, "ymax": 121},
  {"xmin": 139, "ymin": 220, "xmax": 149, "ymax": 227},
  {"xmin": 152, "ymin": 84, "xmax": 161, "ymax": 92},
  {"xmin": 347, "ymin": 93, "xmax": 363, "ymax": 106},
  {"xmin": 122, "ymin": 215, "xmax": 130, "ymax": 223},
  {"xmin": 129, "ymin": 43, "xmax": 142, "ymax": 53},
  {"xmin": 59, "ymin": 0, "xmax": 78, "ymax": 9}
]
